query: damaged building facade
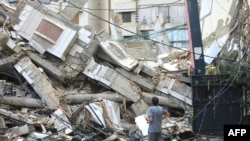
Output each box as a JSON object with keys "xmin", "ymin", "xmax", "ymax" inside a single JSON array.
[{"xmin": 0, "ymin": 0, "xmax": 249, "ymax": 140}]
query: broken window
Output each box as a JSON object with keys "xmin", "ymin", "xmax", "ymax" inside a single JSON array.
[
  {"xmin": 122, "ymin": 12, "xmax": 131, "ymax": 23},
  {"xmin": 35, "ymin": 19, "xmax": 63, "ymax": 44}
]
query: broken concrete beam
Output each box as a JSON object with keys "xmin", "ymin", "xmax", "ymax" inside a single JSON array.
[
  {"xmin": 0, "ymin": 109, "xmax": 30, "ymax": 124},
  {"xmin": 0, "ymin": 117, "xmax": 6, "ymax": 128},
  {"xmin": 51, "ymin": 109, "xmax": 73, "ymax": 135},
  {"xmin": 141, "ymin": 92, "xmax": 189, "ymax": 109},
  {"xmin": 7, "ymin": 124, "xmax": 35, "ymax": 136},
  {"xmin": 130, "ymin": 99, "xmax": 149, "ymax": 116},
  {"xmin": 0, "ymin": 32, "xmax": 8, "ymax": 46},
  {"xmin": 27, "ymin": 39, "xmax": 96, "ymax": 84},
  {"xmin": 116, "ymin": 68, "xmax": 155, "ymax": 92},
  {"xmin": 26, "ymin": 51, "xmax": 65, "ymax": 82},
  {"xmin": 65, "ymin": 92, "xmax": 126, "ymax": 104},
  {"xmin": 96, "ymin": 48, "xmax": 118, "ymax": 65},
  {"xmin": 155, "ymin": 76, "xmax": 192, "ymax": 106},
  {"xmin": 0, "ymin": 56, "xmax": 18, "ymax": 72},
  {"xmin": 0, "ymin": 96, "xmax": 43, "ymax": 108},
  {"xmin": 60, "ymin": 0, "xmax": 88, "ymax": 21},
  {"xmin": 14, "ymin": 57, "xmax": 60, "ymax": 109},
  {"xmin": 83, "ymin": 57, "xmax": 141, "ymax": 102}
]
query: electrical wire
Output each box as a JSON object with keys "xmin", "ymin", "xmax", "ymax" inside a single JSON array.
[
  {"xmin": 118, "ymin": 24, "xmax": 187, "ymax": 42},
  {"xmin": 67, "ymin": 1, "xmax": 186, "ymax": 49},
  {"xmin": 0, "ymin": 1, "xmax": 246, "ymax": 139},
  {"xmin": 194, "ymin": 69, "xmax": 242, "ymax": 134},
  {"xmin": 67, "ymin": 1, "xmax": 221, "ymax": 61},
  {"xmin": 2, "ymin": 0, "xmax": 237, "ymax": 65},
  {"xmin": 25, "ymin": 0, "xmax": 239, "ymax": 64},
  {"xmin": 65, "ymin": 1, "xmax": 243, "ymax": 65}
]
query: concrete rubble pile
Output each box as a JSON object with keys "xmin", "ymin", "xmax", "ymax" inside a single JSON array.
[{"xmin": 0, "ymin": 1, "xmax": 194, "ymax": 140}]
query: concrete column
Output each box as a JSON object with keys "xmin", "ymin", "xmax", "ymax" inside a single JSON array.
[{"xmin": 88, "ymin": 0, "xmax": 110, "ymax": 33}]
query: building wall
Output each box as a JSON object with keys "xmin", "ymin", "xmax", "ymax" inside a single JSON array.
[
  {"xmin": 109, "ymin": 0, "xmax": 186, "ymax": 37},
  {"xmin": 111, "ymin": 0, "xmax": 137, "ymax": 37},
  {"xmin": 88, "ymin": 0, "xmax": 110, "ymax": 33},
  {"xmin": 74, "ymin": 0, "xmax": 187, "ymax": 47},
  {"xmin": 108, "ymin": 0, "xmax": 188, "ymax": 49}
]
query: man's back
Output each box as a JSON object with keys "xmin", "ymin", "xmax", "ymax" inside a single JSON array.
[{"xmin": 147, "ymin": 105, "xmax": 166, "ymax": 133}]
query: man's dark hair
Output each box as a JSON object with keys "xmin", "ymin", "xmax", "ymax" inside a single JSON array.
[{"xmin": 152, "ymin": 97, "xmax": 159, "ymax": 105}]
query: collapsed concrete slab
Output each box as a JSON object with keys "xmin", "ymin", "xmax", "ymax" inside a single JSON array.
[
  {"xmin": 0, "ymin": 96, "xmax": 43, "ymax": 108},
  {"xmin": 99, "ymin": 40, "xmax": 139, "ymax": 71},
  {"xmin": 60, "ymin": 0, "xmax": 88, "ymax": 21},
  {"xmin": 51, "ymin": 109, "xmax": 73, "ymax": 135},
  {"xmin": 7, "ymin": 124, "xmax": 35, "ymax": 137},
  {"xmin": 131, "ymin": 99, "xmax": 149, "ymax": 116},
  {"xmin": 116, "ymin": 68, "xmax": 155, "ymax": 92},
  {"xmin": 14, "ymin": 57, "xmax": 60, "ymax": 109},
  {"xmin": 0, "ymin": 1, "xmax": 198, "ymax": 140},
  {"xmin": 83, "ymin": 57, "xmax": 141, "ymax": 102},
  {"xmin": 0, "ymin": 108, "xmax": 48, "ymax": 125},
  {"xmin": 65, "ymin": 91, "xmax": 126, "ymax": 104},
  {"xmin": 13, "ymin": 1, "xmax": 78, "ymax": 60},
  {"xmin": 142, "ymin": 92, "xmax": 190, "ymax": 109},
  {"xmin": 123, "ymin": 41, "xmax": 158, "ymax": 62},
  {"xmin": 26, "ymin": 51, "xmax": 65, "ymax": 82},
  {"xmin": 155, "ymin": 76, "xmax": 192, "ymax": 106}
]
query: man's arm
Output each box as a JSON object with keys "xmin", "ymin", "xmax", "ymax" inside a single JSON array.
[
  {"xmin": 145, "ymin": 116, "xmax": 153, "ymax": 123},
  {"xmin": 162, "ymin": 111, "xmax": 170, "ymax": 119}
]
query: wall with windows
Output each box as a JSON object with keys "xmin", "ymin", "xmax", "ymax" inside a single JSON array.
[
  {"xmin": 111, "ymin": 0, "xmax": 188, "ymax": 47},
  {"xmin": 47, "ymin": 0, "xmax": 186, "ymax": 47},
  {"xmin": 111, "ymin": 0, "xmax": 138, "ymax": 37}
]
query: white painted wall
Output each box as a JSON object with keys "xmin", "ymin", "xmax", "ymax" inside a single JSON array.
[
  {"xmin": 88, "ymin": 0, "xmax": 110, "ymax": 33},
  {"xmin": 77, "ymin": 0, "xmax": 186, "ymax": 37},
  {"xmin": 78, "ymin": 4, "xmax": 89, "ymax": 26},
  {"xmin": 200, "ymin": 0, "xmax": 237, "ymax": 40}
]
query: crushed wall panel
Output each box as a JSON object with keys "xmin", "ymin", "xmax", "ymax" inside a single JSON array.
[{"xmin": 14, "ymin": 57, "xmax": 60, "ymax": 109}]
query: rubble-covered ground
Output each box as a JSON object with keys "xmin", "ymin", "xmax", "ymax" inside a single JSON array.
[{"xmin": 0, "ymin": 0, "xmax": 230, "ymax": 141}]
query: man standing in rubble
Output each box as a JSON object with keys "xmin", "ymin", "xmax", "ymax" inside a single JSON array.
[{"xmin": 145, "ymin": 96, "xmax": 170, "ymax": 141}]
